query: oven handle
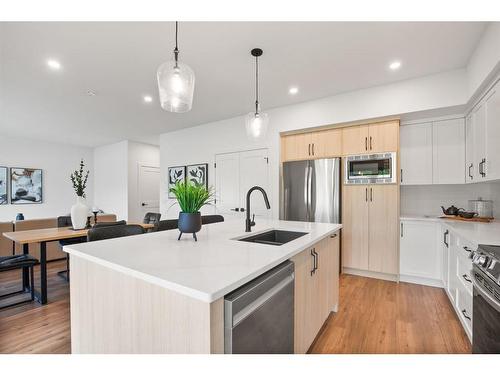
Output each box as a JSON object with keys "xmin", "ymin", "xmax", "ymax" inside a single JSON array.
[{"xmin": 473, "ymin": 277, "xmax": 500, "ymax": 313}]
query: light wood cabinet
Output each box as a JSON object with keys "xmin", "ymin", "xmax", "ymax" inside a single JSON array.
[
  {"xmin": 291, "ymin": 234, "xmax": 340, "ymax": 354},
  {"xmin": 281, "ymin": 128, "xmax": 341, "ymax": 162},
  {"xmin": 342, "ymin": 184, "xmax": 399, "ymax": 276},
  {"xmin": 341, "ymin": 185, "xmax": 369, "ymax": 270},
  {"xmin": 341, "ymin": 125, "xmax": 369, "ymax": 155},
  {"xmin": 368, "ymin": 185, "xmax": 399, "ymax": 274},
  {"xmin": 342, "ymin": 121, "xmax": 399, "ymax": 155},
  {"xmin": 368, "ymin": 121, "xmax": 399, "ymax": 153}
]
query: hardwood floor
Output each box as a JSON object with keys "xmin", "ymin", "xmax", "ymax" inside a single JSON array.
[
  {"xmin": 0, "ymin": 263, "xmax": 471, "ymax": 354},
  {"xmin": 0, "ymin": 260, "xmax": 70, "ymax": 354},
  {"xmin": 310, "ymin": 274, "xmax": 471, "ymax": 354}
]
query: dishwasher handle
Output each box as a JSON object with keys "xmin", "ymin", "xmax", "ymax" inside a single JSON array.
[{"xmin": 232, "ymin": 274, "xmax": 294, "ymax": 327}]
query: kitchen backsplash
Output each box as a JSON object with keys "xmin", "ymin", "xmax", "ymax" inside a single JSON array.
[{"xmin": 401, "ymin": 180, "xmax": 500, "ymax": 218}]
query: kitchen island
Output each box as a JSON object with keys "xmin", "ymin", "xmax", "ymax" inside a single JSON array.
[{"xmin": 64, "ymin": 219, "xmax": 342, "ymax": 354}]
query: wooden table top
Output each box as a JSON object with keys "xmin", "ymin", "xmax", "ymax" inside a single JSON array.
[{"xmin": 2, "ymin": 223, "xmax": 154, "ymax": 244}]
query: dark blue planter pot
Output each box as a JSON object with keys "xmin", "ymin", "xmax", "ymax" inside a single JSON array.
[{"xmin": 178, "ymin": 212, "xmax": 202, "ymax": 241}]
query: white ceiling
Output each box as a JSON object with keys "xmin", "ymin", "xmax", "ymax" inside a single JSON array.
[{"xmin": 0, "ymin": 22, "xmax": 487, "ymax": 147}]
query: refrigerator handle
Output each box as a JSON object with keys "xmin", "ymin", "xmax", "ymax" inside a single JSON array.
[
  {"xmin": 307, "ymin": 163, "xmax": 313, "ymax": 221},
  {"xmin": 305, "ymin": 163, "xmax": 310, "ymax": 221}
]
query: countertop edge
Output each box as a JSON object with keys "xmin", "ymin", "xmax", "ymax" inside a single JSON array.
[{"xmin": 65, "ymin": 226, "xmax": 342, "ymax": 303}]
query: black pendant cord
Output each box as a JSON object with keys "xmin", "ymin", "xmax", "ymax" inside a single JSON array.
[
  {"xmin": 255, "ymin": 55, "xmax": 259, "ymax": 115},
  {"xmin": 174, "ymin": 21, "xmax": 179, "ymax": 66}
]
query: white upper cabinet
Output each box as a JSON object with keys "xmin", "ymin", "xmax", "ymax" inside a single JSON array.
[
  {"xmin": 432, "ymin": 118, "xmax": 465, "ymax": 184},
  {"xmin": 466, "ymin": 79, "xmax": 500, "ymax": 183},
  {"xmin": 465, "ymin": 113, "xmax": 476, "ymax": 183},
  {"xmin": 400, "ymin": 122, "xmax": 433, "ymax": 185},
  {"xmin": 485, "ymin": 82, "xmax": 500, "ymax": 181}
]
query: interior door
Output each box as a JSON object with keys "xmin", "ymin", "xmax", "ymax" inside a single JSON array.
[
  {"xmin": 341, "ymin": 185, "xmax": 369, "ymax": 270},
  {"xmin": 215, "ymin": 149, "xmax": 270, "ymax": 219},
  {"xmin": 239, "ymin": 149, "xmax": 270, "ymax": 218},
  {"xmin": 368, "ymin": 185, "xmax": 399, "ymax": 274},
  {"xmin": 138, "ymin": 165, "xmax": 160, "ymax": 219},
  {"xmin": 215, "ymin": 152, "xmax": 242, "ymax": 218}
]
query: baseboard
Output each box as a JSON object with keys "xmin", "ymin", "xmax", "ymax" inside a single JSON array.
[
  {"xmin": 343, "ymin": 267, "xmax": 398, "ymax": 282},
  {"xmin": 399, "ymin": 274, "xmax": 444, "ymax": 288}
]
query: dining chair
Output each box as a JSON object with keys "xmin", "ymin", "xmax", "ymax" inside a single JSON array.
[
  {"xmin": 87, "ymin": 224, "xmax": 145, "ymax": 242},
  {"xmin": 57, "ymin": 215, "xmax": 87, "ymax": 282},
  {"xmin": 0, "ymin": 254, "xmax": 39, "ymax": 310},
  {"xmin": 157, "ymin": 219, "xmax": 179, "ymax": 232},
  {"xmin": 201, "ymin": 215, "xmax": 225, "ymax": 225},
  {"xmin": 143, "ymin": 213, "xmax": 162, "ymax": 231}
]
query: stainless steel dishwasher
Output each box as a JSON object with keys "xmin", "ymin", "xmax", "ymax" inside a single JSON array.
[{"xmin": 224, "ymin": 260, "xmax": 294, "ymax": 354}]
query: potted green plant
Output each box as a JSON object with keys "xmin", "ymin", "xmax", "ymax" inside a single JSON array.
[
  {"xmin": 170, "ymin": 181, "xmax": 214, "ymax": 241},
  {"xmin": 70, "ymin": 159, "xmax": 90, "ymax": 230}
]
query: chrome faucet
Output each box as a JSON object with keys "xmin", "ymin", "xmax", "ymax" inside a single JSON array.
[{"xmin": 245, "ymin": 186, "xmax": 271, "ymax": 232}]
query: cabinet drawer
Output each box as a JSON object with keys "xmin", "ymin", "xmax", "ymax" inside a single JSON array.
[
  {"xmin": 457, "ymin": 287, "xmax": 473, "ymax": 336},
  {"xmin": 457, "ymin": 237, "xmax": 475, "ymax": 263},
  {"xmin": 457, "ymin": 256, "xmax": 473, "ymax": 294}
]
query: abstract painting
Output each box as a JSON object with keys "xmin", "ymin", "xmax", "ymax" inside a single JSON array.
[
  {"xmin": 10, "ymin": 168, "xmax": 43, "ymax": 204},
  {"xmin": 0, "ymin": 167, "xmax": 7, "ymax": 205},
  {"xmin": 168, "ymin": 166, "xmax": 185, "ymax": 198},
  {"xmin": 187, "ymin": 163, "xmax": 208, "ymax": 189}
]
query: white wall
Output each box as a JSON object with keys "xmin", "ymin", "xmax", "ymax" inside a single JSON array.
[
  {"xmin": 93, "ymin": 141, "xmax": 128, "ymax": 220},
  {"xmin": 467, "ymin": 22, "xmax": 500, "ymax": 98},
  {"xmin": 93, "ymin": 140, "xmax": 160, "ymax": 221},
  {"xmin": 160, "ymin": 69, "xmax": 468, "ymax": 219},
  {"xmin": 127, "ymin": 141, "xmax": 160, "ymax": 222},
  {"xmin": 0, "ymin": 134, "xmax": 94, "ymax": 221}
]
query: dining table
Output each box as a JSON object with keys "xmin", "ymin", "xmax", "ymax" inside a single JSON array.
[{"xmin": 2, "ymin": 222, "xmax": 154, "ymax": 305}]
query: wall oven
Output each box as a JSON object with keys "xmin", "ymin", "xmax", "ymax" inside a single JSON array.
[{"xmin": 344, "ymin": 152, "xmax": 396, "ymax": 184}]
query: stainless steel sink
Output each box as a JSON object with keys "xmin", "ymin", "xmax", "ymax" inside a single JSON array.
[{"xmin": 237, "ymin": 230, "xmax": 308, "ymax": 246}]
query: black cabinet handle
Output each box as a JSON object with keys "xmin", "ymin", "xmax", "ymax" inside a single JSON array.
[
  {"xmin": 369, "ymin": 136, "xmax": 372, "ymax": 150},
  {"xmin": 330, "ymin": 233, "xmax": 337, "ymax": 238},
  {"xmin": 308, "ymin": 144, "xmax": 311, "ymax": 156},
  {"xmin": 400, "ymin": 169, "xmax": 403, "ymax": 183},
  {"xmin": 365, "ymin": 137, "xmax": 368, "ymax": 151},
  {"xmin": 463, "ymin": 246, "xmax": 472, "ymax": 253},
  {"xmin": 461, "ymin": 309, "xmax": 471, "ymax": 321},
  {"xmin": 401, "ymin": 222, "xmax": 403, "ymax": 238},
  {"xmin": 314, "ymin": 248, "xmax": 319, "ymax": 271},
  {"xmin": 365, "ymin": 187, "xmax": 368, "ymax": 202},
  {"xmin": 370, "ymin": 187, "xmax": 373, "ymax": 202},
  {"xmin": 443, "ymin": 230, "xmax": 449, "ymax": 248},
  {"xmin": 312, "ymin": 143, "xmax": 315, "ymax": 156},
  {"xmin": 462, "ymin": 274, "xmax": 472, "ymax": 283},
  {"xmin": 310, "ymin": 249, "xmax": 316, "ymax": 276},
  {"xmin": 468, "ymin": 163, "xmax": 473, "ymax": 180}
]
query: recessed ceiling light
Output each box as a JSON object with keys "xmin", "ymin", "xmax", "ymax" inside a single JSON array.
[
  {"xmin": 47, "ymin": 59, "xmax": 61, "ymax": 70},
  {"xmin": 289, "ymin": 87, "xmax": 299, "ymax": 95},
  {"xmin": 389, "ymin": 61, "xmax": 402, "ymax": 70},
  {"xmin": 143, "ymin": 95, "xmax": 153, "ymax": 103}
]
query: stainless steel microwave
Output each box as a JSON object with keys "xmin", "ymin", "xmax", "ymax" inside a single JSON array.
[{"xmin": 344, "ymin": 152, "xmax": 397, "ymax": 184}]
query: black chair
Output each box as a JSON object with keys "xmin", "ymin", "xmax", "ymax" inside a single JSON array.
[
  {"xmin": 57, "ymin": 215, "xmax": 87, "ymax": 282},
  {"xmin": 0, "ymin": 255, "xmax": 39, "ymax": 310},
  {"xmin": 201, "ymin": 215, "xmax": 224, "ymax": 225},
  {"xmin": 93, "ymin": 220, "xmax": 126, "ymax": 228},
  {"xmin": 143, "ymin": 213, "xmax": 161, "ymax": 231},
  {"xmin": 87, "ymin": 224, "xmax": 145, "ymax": 242},
  {"xmin": 157, "ymin": 219, "xmax": 179, "ymax": 232}
]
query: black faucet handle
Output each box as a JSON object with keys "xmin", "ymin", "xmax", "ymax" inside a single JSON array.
[{"xmin": 251, "ymin": 214, "xmax": 256, "ymax": 227}]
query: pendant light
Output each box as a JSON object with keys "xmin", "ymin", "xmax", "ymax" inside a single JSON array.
[
  {"xmin": 157, "ymin": 22, "xmax": 195, "ymax": 113},
  {"xmin": 245, "ymin": 48, "xmax": 269, "ymax": 140}
]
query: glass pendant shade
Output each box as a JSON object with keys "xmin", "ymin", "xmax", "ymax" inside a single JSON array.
[
  {"xmin": 245, "ymin": 111, "xmax": 269, "ymax": 140},
  {"xmin": 157, "ymin": 60, "xmax": 195, "ymax": 113}
]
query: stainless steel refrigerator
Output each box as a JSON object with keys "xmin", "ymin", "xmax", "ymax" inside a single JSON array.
[{"xmin": 280, "ymin": 158, "xmax": 341, "ymax": 223}]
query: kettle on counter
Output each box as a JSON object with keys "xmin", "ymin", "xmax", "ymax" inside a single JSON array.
[{"xmin": 441, "ymin": 205, "xmax": 462, "ymax": 216}]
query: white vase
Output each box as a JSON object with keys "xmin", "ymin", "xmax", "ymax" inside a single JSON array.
[{"xmin": 71, "ymin": 196, "xmax": 88, "ymax": 230}]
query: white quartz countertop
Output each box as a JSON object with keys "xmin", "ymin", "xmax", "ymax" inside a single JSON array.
[
  {"xmin": 400, "ymin": 214, "xmax": 500, "ymax": 246},
  {"xmin": 64, "ymin": 219, "xmax": 342, "ymax": 303}
]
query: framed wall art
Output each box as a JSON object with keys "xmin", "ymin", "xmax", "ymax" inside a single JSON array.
[
  {"xmin": 10, "ymin": 167, "xmax": 43, "ymax": 204},
  {"xmin": 168, "ymin": 166, "xmax": 186, "ymax": 198},
  {"xmin": 0, "ymin": 166, "xmax": 7, "ymax": 205},
  {"xmin": 186, "ymin": 163, "xmax": 208, "ymax": 189}
]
